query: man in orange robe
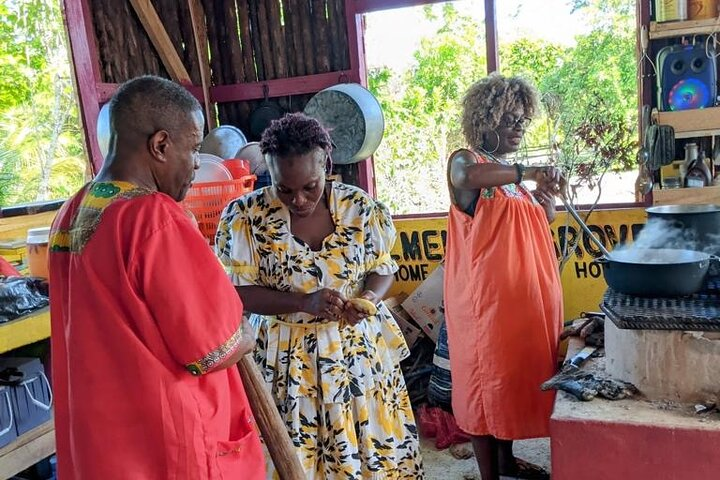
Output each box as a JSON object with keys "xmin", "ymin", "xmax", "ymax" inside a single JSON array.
[{"xmin": 48, "ymin": 76, "xmax": 265, "ymax": 479}]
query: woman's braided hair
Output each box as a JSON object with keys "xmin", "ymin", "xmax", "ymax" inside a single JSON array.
[{"xmin": 260, "ymin": 112, "xmax": 333, "ymax": 158}]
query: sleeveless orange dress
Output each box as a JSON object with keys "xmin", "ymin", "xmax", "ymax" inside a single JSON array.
[{"xmin": 443, "ymin": 151, "xmax": 563, "ymax": 439}]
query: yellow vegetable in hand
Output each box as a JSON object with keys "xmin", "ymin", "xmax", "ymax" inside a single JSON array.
[{"xmin": 347, "ymin": 297, "xmax": 378, "ymax": 316}]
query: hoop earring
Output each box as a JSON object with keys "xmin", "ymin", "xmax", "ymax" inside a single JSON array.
[
  {"xmin": 483, "ymin": 131, "xmax": 500, "ymax": 154},
  {"xmin": 325, "ymin": 154, "xmax": 333, "ymax": 175}
]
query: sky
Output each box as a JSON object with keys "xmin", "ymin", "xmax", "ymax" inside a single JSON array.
[{"xmin": 364, "ymin": 0, "xmax": 591, "ymax": 70}]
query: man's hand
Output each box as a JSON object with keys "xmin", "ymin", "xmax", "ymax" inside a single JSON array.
[{"xmin": 237, "ymin": 316, "xmax": 256, "ymax": 356}]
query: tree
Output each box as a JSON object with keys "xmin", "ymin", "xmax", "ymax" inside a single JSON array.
[
  {"xmin": 369, "ymin": 4, "xmax": 486, "ymax": 213},
  {"xmin": 0, "ymin": 0, "xmax": 86, "ymax": 206}
]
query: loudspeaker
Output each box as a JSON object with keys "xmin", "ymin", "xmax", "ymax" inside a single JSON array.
[{"xmin": 656, "ymin": 43, "xmax": 717, "ymax": 111}]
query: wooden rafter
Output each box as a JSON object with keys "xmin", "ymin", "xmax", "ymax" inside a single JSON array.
[
  {"xmin": 128, "ymin": 0, "xmax": 191, "ymax": 83},
  {"xmin": 187, "ymin": 0, "xmax": 216, "ymax": 131}
]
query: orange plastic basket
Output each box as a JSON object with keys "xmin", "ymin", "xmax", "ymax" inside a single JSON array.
[{"xmin": 183, "ymin": 175, "xmax": 256, "ymax": 243}]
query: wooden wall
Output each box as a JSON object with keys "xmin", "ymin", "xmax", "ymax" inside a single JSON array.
[{"xmin": 88, "ymin": 0, "xmax": 351, "ymax": 138}]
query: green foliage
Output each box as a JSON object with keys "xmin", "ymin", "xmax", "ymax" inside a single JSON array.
[
  {"xmin": 370, "ymin": 0, "xmax": 637, "ymax": 214},
  {"xmin": 0, "ymin": 0, "xmax": 86, "ymax": 206}
]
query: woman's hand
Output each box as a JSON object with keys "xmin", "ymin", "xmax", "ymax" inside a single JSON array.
[
  {"xmin": 532, "ymin": 189, "xmax": 556, "ymax": 223},
  {"xmin": 343, "ymin": 290, "xmax": 379, "ymax": 326},
  {"xmin": 527, "ymin": 166, "xmax": 567, "ymax": 197},
  {"xmin": 302, "ymin": 288, "xmax": 347, "ymax": 321}
]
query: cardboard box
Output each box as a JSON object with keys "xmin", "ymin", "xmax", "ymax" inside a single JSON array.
[
  {"xmin": 384, "ymin": 294, "xmax": 423, "ymax": 348},
  {"xmin": 401, "ymin": 264, "xmax": 445, "ymax": 342}
]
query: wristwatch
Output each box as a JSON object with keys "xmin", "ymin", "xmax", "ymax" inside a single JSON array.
[{"xmin": 514, "ymin": 163, "xmax": 526, "ymax": 184}]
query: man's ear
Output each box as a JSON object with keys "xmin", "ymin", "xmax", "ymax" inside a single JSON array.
[{"xmin": 148, "ymin": 130, "xmax": 171, "ymax": 163}]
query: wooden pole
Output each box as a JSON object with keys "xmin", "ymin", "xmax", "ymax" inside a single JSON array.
[
  {"xmin": 237, "ymin": 355, "xmax": 306, "ymax": 480},
  {"xmin": 187, "ymin": 0, "xmax": 216, "ymax": 131},
  {"xmin": 128, "ymin": 0, "xmax": 192, "ymax": 83}
]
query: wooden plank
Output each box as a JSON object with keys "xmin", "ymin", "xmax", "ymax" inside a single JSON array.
[
  {"xmin": 266, "ymin": 0, "xmax": 288, "ymax": 77},
  {"xmin": 257, "ymin": 0, "xmax": 277, "ymax": 79},
  {"xmin": 211, "ymin": 71, "xmax": 345, "ymax": 102},
  {"xmin": 61, "ymin": 0, "xmax": 104, "ymax": 173},
  {"xmin": 353, "ymin": 0, "xmax": 437, "ymax": 14},
  {"xmin": 655, "ymin": 106, "xmax": 720, "ymax": 136},
  {"xmin": 128, "ymin": 0, "xmax": 191, "ymax": 83},
  {"xmin": 96, "ymin": 82, "xmax": 204, "ymax": 103},
  {"xmin": 299, "ymin": 0, "xmax": 316, "ymax": 74},
  {"xmin": 485, "ymin": 0, "xmax": 498, "ymax": 73},
  {"xmin": 188, "ymin": 0, "xmax": 217, "ymax": 130},
  {"xmin": 652, "ymin": 185, "xmax": 720, "ymax": 205},
  {"xmin": 649, "ymin": 18, "xmax": 720, "ymax": 39},
  {"xmin": 248, "ymin": 0, "xmax": 266, "ymax": 81},
  {"xmin": 0, "ymin": 309, "xmax": 51, "ymax": 355},
  {"xmin": 0, "ymin": 421, "xmax": 55, "ymax": 480},
  {"xmin": 0, "ymin": 211, "xmax": 57, "ymax": 241},
  {"xmin": 236, "ymin": 0, "xmax": 258, "ymax": 82}
]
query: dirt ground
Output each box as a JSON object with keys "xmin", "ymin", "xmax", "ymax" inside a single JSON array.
[{"xmin": 419, "ymin": 436, "xmax": 551, "ymax": 480}]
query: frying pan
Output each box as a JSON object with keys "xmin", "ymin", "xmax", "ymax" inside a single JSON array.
[
  {"xmin": 249, "ymin": 85, "xmax": 283, "ymax": 139},
  {"xmin": 200, "ymin": 125, "xmax": 247, "ymax": 159},
  {"xmin": 563, "ymin": 198, "xmax": 717, "ymax": 297}
]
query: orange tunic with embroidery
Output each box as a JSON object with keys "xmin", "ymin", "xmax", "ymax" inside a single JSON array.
[
  {"xmin": 443, "ymin": 152, "xmax": 563, "ymax": 439},
  {"xmin": 49, "ymin": 182, "xmax": 265, "ymax": 479}
]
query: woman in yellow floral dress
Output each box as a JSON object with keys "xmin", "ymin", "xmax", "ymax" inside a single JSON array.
[{"xmin": 215, "ymin": 113, "xmax": 423, "ymax": 479}]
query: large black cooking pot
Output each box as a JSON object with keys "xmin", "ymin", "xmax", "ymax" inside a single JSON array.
[
  {"xmin": 597, "ymin": 248, "xmax": 717, "ymax": 297},
  {"xmin": 646, "ymin": 204, "xmax": 720, "ymax": 254}
]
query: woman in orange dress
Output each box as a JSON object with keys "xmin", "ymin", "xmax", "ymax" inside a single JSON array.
[{"xmin": 444, "ymin": 73, "xmax": 565, "ymax": 480}]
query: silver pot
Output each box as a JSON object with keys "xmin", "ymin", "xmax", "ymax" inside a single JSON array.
[{"xmin": 303, "ymin": 83, "xmax": 384, "ymax": 164}]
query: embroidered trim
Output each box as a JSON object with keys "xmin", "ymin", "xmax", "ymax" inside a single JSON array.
[
  {"xmin": 65, "ymin": 182, "xmax": 151, "ymax": 253},
  {"xmin": 185, "ymin": 322, "xmax": 245, "ymax": 376}
]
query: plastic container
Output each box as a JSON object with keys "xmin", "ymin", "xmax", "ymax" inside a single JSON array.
[
  {"xmin": 655, "ymin": 0, "xmax": 688, "ymax": 22},
  {"xmin": 254, "ymin": 173, "xmax": 272, "ymax": 190},
  {"xmin": 182, "ymin": 176, "xmax": 256, "ymax": 243},
  {"xmin": 26, "ymin": 227, "xmax": 50, "ymax": 279},
  {"xmin": 221, "ymin": 159, "xmax": 251, "ymax": 179},
  {"xmin": 0, "ymin": 358, "xmax": 53, "ymax": 436},
  {"xmin": 688, "ymin": 0, "xmax": 718, "ymax": 19},
  {"xmin": 0, "ymin": 386, "xmax": 17, "ymax": 448}
]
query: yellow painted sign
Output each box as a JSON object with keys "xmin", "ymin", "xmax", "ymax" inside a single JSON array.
[{"xmin": 389, "ymin": 208, "xmax": 648, "ymax": 321}]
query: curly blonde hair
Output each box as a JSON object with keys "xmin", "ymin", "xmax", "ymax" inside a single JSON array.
[{"xmin": 461, "ymin": 73, "xmax": 539, "ymax": 150}]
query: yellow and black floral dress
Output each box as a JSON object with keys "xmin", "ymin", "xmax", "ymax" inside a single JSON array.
[{"xmin": 216, "ymin": 182, "xmax": 423, "ymax": 480}]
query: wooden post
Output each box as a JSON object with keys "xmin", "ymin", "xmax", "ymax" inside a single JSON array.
[
  {"xmin": 188, "ymin": 0, "xmax": 216, "ymax": 131},
  {"xmin": 61, "ymin": 0, "xmax": 104, "ymax": 174},
  {"xmin": 128, "ymin": 0, "xmax": 192, "ymax": 83},
  {"xmin": 237, "ymin": 355, "xmax": 305, "ymax": 480},
  {"xmin": 484, "ymin": 0, "xmax": 499, "ymax": 74}
]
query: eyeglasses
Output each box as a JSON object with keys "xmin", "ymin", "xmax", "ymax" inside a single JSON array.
[{"xmin": 499, "ymin": 116, "xmax": 532, "ymax": 130}]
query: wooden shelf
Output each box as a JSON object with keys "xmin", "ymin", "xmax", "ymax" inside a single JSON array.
[
  {"xmin": 0, "ymin": 420, "xmax": 55, "ymax": 479},
  {"xmin": 653, "ymin": 185, "xmax": 720, "ymax": 205},
  {"xmin": 0, "ymin": 309, "xmax": 50, "ymax": 355},
  {"xmin": 654, "ymin": 106, "xmax": 720, "ymax": 139},
  {"xmin": 649, "ymin": 18, "xmax": 720, "ymax": 39}
]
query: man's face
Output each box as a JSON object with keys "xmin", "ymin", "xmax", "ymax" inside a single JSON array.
[{"xmin": 154, "ymin": 110, "xmax": 204, "ymax": 201}]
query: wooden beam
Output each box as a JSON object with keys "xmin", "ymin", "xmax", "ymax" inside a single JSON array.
[
  {"xmin": 354, "ymin": 0, "xmax": 442, "ymax": 14},
  {"xmin": 485, "ymin": 0, "xmax": 499, "ymax": 73},
  {"xmin": 0, "ymin": 421, "xmax": 55, "ymax": 480},
  {"xmin": 96, "ymin": 82, "xmax": 204, "ymax": 103},
  {"xmin": 61, "ymin": 0, "xmax": 104, "ymax": 174},
  {"xmin": 210, "ymin": 72, "xmax": 350, "ymax": 103},
  {"xmin": 187, "ymin": 0, "xmax": 216, "ymax": 131},
  {"xmin": 127, "ymin": 0, "xmax": 191, "ymax": 83}
]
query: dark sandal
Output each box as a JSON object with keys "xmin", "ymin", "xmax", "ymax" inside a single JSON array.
[{"xmin": 500, "ymin": 458, "xmax": 550, "ymax": 479}]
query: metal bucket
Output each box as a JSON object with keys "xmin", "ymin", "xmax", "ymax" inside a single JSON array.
[
  {"xmin": 655, "ymin": 0, "xmax": 688, "ymax": 22},
  {"xmin": 303, "ymin": 83, "xmax": 384, "ymax": 164}
]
